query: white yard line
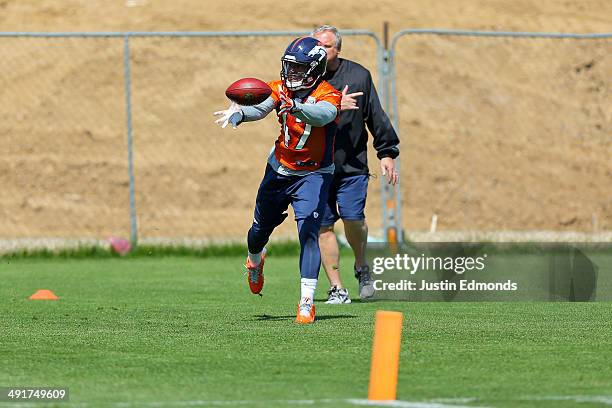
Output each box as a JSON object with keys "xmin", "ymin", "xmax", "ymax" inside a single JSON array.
[
  {"xmin": 521, "ymin": 395, "xmax": 612, "ymax": 405},
  {"xmin": 2, "ymin": 395, "xmax": 612, "ymax": 407},
  {"xmin": 347, "ymin": 399, "xmax": 486, "ymax": 408},
  {"xmin": 0, "ymin": 398, "xmax": 480, "ymax": 408}
]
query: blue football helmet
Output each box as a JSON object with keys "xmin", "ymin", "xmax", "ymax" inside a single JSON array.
[{"xmin": 280, "ymin": 37, "xmax": 327, "ymax": 91}]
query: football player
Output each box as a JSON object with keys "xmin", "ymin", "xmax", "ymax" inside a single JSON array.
[{"xmin": 214, "ymin": 37, "xmax": 342, "ymax": 324}]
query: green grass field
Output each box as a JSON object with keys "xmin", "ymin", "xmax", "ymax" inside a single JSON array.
[{"xmin": 1, "ymin": 254, "xmax": 611, "ymax": 408}]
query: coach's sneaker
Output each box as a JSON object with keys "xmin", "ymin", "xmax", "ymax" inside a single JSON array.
[
  {"xmin": 325, "ymin": 286, "xmax": 352, "ymax": 304},
  {"xmin": 295, "ymin": 297, "xmax": 316, "ymax": 324},
  {"xmin": 355, "ymin": 265, "xmax": 375, "ymax": 300},
  {"xmin": 245, "ymin": 249, "xmax": 266, "ymax": 294}
]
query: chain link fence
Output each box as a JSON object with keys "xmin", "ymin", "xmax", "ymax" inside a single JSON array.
[
  {"xmin": 389, "ymin": 31, "xmax": 611, "ymax": 238},
  {"xmin": 1, "ymin": 30, "xmax": 610, "ymax": 249},
  {"xmin": 0, "ymin": 31, "xmax": 382, "ymax": 245},
  {"xmin": 0, "ymin": 36, "xmax": 130, "ymax": 241}
]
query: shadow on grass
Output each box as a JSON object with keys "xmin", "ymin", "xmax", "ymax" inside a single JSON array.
[{"xmin": 254, "ymin": 314, "xmax": 357, "ymax": 321}]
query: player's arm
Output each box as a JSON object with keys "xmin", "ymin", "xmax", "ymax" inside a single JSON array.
[
  {"xmin": 291, "ymin": 101, "xmax": 337, "ymax": 127},
  {"xmin": 240, "ymin": 97, "xmax": 276, "ymax": 122},
  {"xmin": 277, "ymin": 86, "xmax": 338, "ymax": 127},
  {"xmin": 213, "ymin": 98, "xmax": 275, "ymax": 129}
]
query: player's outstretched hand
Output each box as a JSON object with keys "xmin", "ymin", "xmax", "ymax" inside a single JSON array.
[
  {"xmin": 340, "ymin": 85, "xmax": 363, "ymax": 111},
  {"xmin": 380, "ymin": 157, "xmax": 399, "ymax": 185},
  {"xmin": 213, "ymin": 102, "xmax": 243, "ymax": 129},
  {"xmin": 277, "ymin": 85, "xmax": 296, "ymax": 116}
]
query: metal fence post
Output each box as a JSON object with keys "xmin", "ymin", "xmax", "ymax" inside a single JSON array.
[
  {"xmin": 380, "ymin": 23, "xmax": 403, "ymax": 244},
  {"xmin": 389, "ymin": 44, "xmax": 403, "ymax": 244},
  {"xmin": 378, "ymin": 27, "xmax": 389, "ymax": 242},
  {"xmin": 123, "ymin": 34, "xmax": 138, "ymax": 245}
]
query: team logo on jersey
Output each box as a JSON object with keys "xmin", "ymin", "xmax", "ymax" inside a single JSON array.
[{"xmin": 313, "ymin": 212, "xmax": 319, "ymax": 219}]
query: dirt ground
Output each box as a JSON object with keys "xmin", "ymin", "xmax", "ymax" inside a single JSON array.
[{"xmin": 0, "ymin": 0, "xmax": 610, "ymax": 240}]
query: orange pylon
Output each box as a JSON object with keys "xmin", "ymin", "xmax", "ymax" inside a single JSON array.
[
  {"xmin": 28, "ymin": 289, "xmax": 59, "ymax": 300},
  {"xmin": 368, "ymin": 310, "xmax": 403, "ymax": 400}
]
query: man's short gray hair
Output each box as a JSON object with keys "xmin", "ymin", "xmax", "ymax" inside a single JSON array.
[{"xmin": 312, "ymin": 25, "xmax": 342, "ymax": 51}]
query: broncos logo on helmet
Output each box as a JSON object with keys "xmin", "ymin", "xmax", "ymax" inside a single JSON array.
[{"xmin": 280, "ymin": 37, "xmax": 328, "ymax": 91}]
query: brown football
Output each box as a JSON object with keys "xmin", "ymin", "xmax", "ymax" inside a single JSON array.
[{"xmin": 225, "ymin": 78, "xmax": 272, "ymax": 106}]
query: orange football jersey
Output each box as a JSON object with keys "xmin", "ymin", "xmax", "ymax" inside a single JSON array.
[{"xmin": 267, "ymin": 80, "xmax": 341, "ymax": 172}]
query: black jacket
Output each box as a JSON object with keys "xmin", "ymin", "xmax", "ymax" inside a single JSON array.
[{"xmin": 322, "ymin": 58, "xmax": 399, "ymax": 176}]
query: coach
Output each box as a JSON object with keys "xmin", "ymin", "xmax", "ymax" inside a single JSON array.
[{"xmin": 312, "ymin": 25, "xmax": 400, "ymax": 304}]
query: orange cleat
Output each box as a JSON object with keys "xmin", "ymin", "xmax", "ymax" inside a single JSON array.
[
  {"xmin": 245, "ymin": 249, "xmax": 266, "ymax": 294},
  {"xmin": 295, "ymin": 297, "xmax": 316, "ymax": 324}
]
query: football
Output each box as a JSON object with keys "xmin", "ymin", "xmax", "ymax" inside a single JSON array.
[{"xmin": 225, "ymin": 78, "xmax": 272, "ymax": 106}]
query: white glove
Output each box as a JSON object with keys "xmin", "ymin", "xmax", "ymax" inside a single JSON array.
[{"xmin": 213, "ymin": 102, "xmax": 243, "ymax": 129}]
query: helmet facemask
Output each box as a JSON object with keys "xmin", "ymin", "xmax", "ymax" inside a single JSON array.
[{"xmin": 281, "ymin": 59, "xmax": 318, "ymax": 91}]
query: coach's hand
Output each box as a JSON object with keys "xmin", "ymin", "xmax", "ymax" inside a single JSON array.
[
  {"xmin": 213, "ymin": 102, "xmax": 243, "ymax": 129},
  {"xmin": 340, "ymin": 85, "xmax": 363, "ymax": 111},
  {"xmin": 380, "ymin": 157, "xmax": 398, "ymax": 185}
]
